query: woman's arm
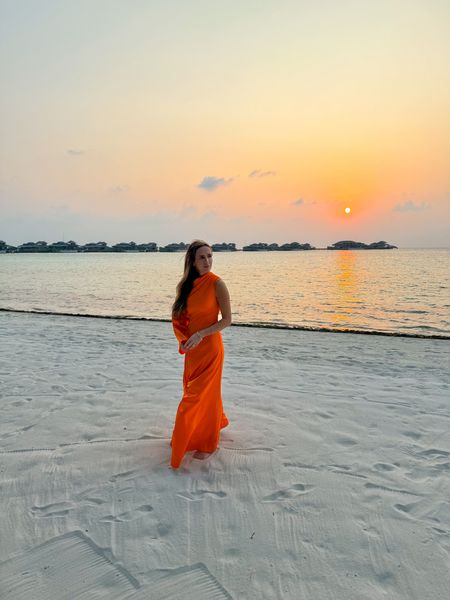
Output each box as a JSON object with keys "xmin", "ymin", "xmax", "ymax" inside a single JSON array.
[
  {"xmin": 201, "ymin": 279, "xmax": 232, "ymax": 336},
  {"xmin": 182, "ymin": 279, "xmax": 232, "ymax": 351},
  {"xmin": 172, "ymin": 313, "xmax": 190, "ymax": 354}
]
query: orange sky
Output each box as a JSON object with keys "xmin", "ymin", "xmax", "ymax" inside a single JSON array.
[{"xmin": 1, "ymin": 0, "xmax": 449, "ymax": 246}]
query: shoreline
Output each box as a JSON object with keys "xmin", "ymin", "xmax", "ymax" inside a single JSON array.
[{"xmin": 1, "ymin": 307, "xmax": 449, "ymax": 340}]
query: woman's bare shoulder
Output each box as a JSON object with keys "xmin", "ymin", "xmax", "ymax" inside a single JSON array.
[{"xmin": 215, "ymin": 278, "xmax": 229, "ymax": 295}]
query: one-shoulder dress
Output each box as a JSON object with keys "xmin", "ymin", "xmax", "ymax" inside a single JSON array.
[{"xmin": 171, "ymin": 271, "xmax": 229, "ymax": 468}]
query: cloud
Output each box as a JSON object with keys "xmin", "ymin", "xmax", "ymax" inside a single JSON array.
[
  {"xmin": 393, "ymin": 200, "xmax": 431, "ymax": 212},
  {"xmin": 249, "ymin": 169, "xmax": 276, "ymax": 178},
  {"xmin": 67, "ymin": 149, "xmax": 85, "ymax": 156},
  {"xmin": 197, "ymin": 176, "xmax": 233, "ymax": 191},
  {"xmin": 110, "ymin": 185, "xmax": 129, "ymax": 193},
  {"xmin": 291, "ymin": 197, "xmax": 318, "ymax": 207}
]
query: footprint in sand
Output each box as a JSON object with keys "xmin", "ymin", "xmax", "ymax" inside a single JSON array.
[
  {"xmin": 83, "ymin": 496, "xmax": 106, "ymax": 506},
  {"xmin": 262, "ymin": 483, "xmax": 314, "ymax": 502},
  {"xmin": 432, "ymin": 526, "xmax": 449, "ymax": 535},
  {"xmin": 335, "ymin": 436, "xmax": 358, "ymax": 447},
  {"xmin": 109, "ymin": 470, "xmax": 136, "ymax": 483},
  {"xmin": 99, "ymin": 504, "xmax": 153, "ymax": 523},
  {"xmin": 316, "ymin": 411, "xmax": 334, "ymax": 420},
  {"xmin": 374, "ymin": 463, "xmax": 396, "ymax": 472},
  {"xmin": 74, "ymin": 487, "xmax": 107, "ymax": 505},
  {"xmin": 393, "ymin": 502, "xmax": 419, "ymax": 515},
  {"xmin": 402, "ymin": 430, "xmax": 422, "ymax": 440},
  {"xmin": 420, "ymin": 448, "xmax": 450, "ymax": 459},
  {"xmin": 364, "ymin": 482, "xmax": 419, "ymax": 497},
  {"xmin": 177, "ymin": 490, "xmax": 227, "ymax": 501},
  {"xmin": 31, "ymin": 501, "xmax": 74, "ymax": 517}
]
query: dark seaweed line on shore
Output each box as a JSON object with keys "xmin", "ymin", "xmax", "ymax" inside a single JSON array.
[{"xmin": 1, "ymin": 307, "xmax": 449, "ymax": 340}]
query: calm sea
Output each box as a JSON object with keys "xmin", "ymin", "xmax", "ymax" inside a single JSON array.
[{"xmin": 1, "ymin": 249, "xmax": 449, "ymax": 337}]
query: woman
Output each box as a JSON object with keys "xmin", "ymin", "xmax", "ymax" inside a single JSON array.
[{"xmin": 170, "ymin": 240, "xmax": 232, "ymax": 469}]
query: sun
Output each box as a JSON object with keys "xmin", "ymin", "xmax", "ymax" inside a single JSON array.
[{"xmin": 344, "ymin": 207, "xmax": 351, "ymax": 214}]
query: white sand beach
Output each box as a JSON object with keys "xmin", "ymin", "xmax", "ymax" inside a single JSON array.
[{"xmin": 1, "ymin": 311, "xmax": 449, "ymax": 599}]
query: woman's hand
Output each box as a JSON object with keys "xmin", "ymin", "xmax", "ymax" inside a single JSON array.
[{"xmin": 181, "ymin": 331, "xmax": 204, "ymax": 352}]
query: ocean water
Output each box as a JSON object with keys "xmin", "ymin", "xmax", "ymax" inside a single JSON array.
[{"xmin": 1, "ymin": 249, "xmax": 449, "ymax": 337}]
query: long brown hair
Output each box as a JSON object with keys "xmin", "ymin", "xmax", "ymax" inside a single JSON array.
[{"xmin": 172, "ymin": 240, "xmax": 211, "ymax": 318}]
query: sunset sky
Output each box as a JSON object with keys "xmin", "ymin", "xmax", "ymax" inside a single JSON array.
[{"xmin": 1, "ymin": 0, "xmax": 449, "ymax": 247}]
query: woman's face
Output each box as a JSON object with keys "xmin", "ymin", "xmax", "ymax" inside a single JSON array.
[{"xmin": 193, "ymin": 245, "xmax": 213, "ymax": 276}]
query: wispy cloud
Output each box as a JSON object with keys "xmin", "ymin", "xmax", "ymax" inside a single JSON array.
[
  {"xmin": 249, "ymin": 169, "xmax": 276, "ymax": 178},
  {"xmin": 197, "ymin": 176, "xmax": 233, "ymax": 191},
  {"xmin": 67, "ymin": 149, "xmax": 85, "ymax": 156},
  {"xmin": 393, "ymin": 200, "xmax": 431, "ymax": 212},
  {"xmin": 111, "ymin": 185, "xmax": 129, "ymax": 193}
]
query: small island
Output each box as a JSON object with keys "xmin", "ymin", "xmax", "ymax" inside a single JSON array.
[
  {"xmin": 212, "ymin": 243, "xmax": 237, "ymax": 252},
  {"xmin": 242, "ymin": 242, "xmax": 315, "ymax": 251},
  {"xmin": 327, "ymin": 240, "xmax": 397, "ymax": 250},
  {"xmin": 159, "ymin": 242, "xmax": 188, "ymax": 253}
]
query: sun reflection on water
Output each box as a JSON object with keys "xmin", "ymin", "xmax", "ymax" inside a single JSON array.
[{"xmin": 332, "ymin": 250, "xmax": 360, "ymax": 327}]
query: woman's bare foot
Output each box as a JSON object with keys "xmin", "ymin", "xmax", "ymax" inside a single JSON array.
[{"xmin": 193, "ymin": 451, "xmax": 212, "ymax": 460}]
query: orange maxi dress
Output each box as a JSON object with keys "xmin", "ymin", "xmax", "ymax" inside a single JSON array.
[{"xmin": 171, "ymin": 271, "xmax": 229, "ymax": 468}]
